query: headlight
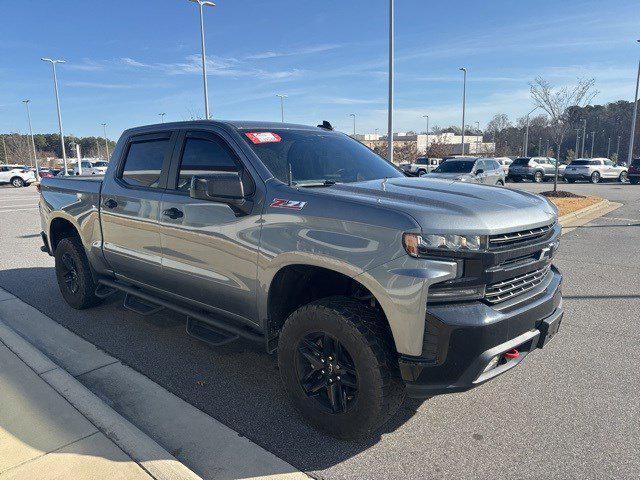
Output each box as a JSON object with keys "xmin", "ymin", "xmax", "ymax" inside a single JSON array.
[{"xmin": 403, "ymin": 232, "xmax": 484, "ymax": 257}]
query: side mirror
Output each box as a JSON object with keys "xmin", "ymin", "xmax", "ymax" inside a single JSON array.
[
  {"xmin": 190, "ymin": 172, "xmax": 252, "ymax": 216},
  {"xmin": 475, "ymin": 169, "xmax": 484, "ymax": 175}
]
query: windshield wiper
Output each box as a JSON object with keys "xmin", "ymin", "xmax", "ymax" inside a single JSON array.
[{"xmin": 298, "ymin": 180, "xmax": 338, "ymax": 188}]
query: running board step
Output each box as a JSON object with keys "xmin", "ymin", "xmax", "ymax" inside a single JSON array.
[
  {"xmin": 123, "ymin": 293, "xmax": 165, "ymax": 316},
  {"xmin": 95, "ymin": 284, "xmax": 117, "ymax": 299},
  {"xmin": 186, "ymin": 317, "xmax": 239, "ymax": 346}
]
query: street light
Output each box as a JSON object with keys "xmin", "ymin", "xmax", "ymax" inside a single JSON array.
[
  {"xmin": 459, "ymin": 67, "xmax": 467, "ymax": 155},
  {"xmin": 607, "ymin": 135, "xmax": 611, "ymax": 158},
  {"xmin": 475, "ymin": 121, "xmax": 480, "ymax": 154},
  {"xmin": 159, "ymin": 112, "xmax": 166, "ymax": 123},
  {"xmin": 22, "ymin": 100, "xmax": 39, "ymax": 180},
  {"xmin": 188, "ymin": 0, "xmax": 216, "ymax": 119},
  {"xmin": 524, "ymin": 105, "xmax": 541, "ymax": 157},
  {"xmin": 422, "ymin": 114, "xmax": 429, "ymax": 153},
  {"xmin": 590, "ymin": 131, "xmax": 595, "ymax": 158},
  {"xmin": 387, "ymin": 0, "xmax": 394, "ymax": 163},
  {"xmin": 627, "ymin": 39, "xmax": 640, "ymax": 165},
  {"xmin": 575, "ymin": 129, "xmax": 580, "ymax": 158},
  {"xmin": 41, "ymin": 57, "xmax": 68, "ymax": 175},
  {"xmin": 276, "ymin": 94, "xmax": 287, "ymax": 123},
  {"xmin": 539, "ymin": 137, "xmax": 543, "ymax": 156},
  {"xmin": 617, "ymin": 135, "xmax": 621, "ymax": 158},
  {"xmin": 349, "ymin": 113, "xmax": 356, "ymax": 136},
  {"xmin": 581, "ymin": 119, "xmax": 587, "ymax": 157},
  {"xmin": 101, "ymin": 123, "xmax": 109, "ymax": 161}
]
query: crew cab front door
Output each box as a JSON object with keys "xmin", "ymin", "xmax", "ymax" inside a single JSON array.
[
  {"xmin": 100, "ymin": 131, "xmax": 176, "ymax": 287},
  {"xmin": 157, "ymin": 129, "xmax": 262, "ymax": 323}
]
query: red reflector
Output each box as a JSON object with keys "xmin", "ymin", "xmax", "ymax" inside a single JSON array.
[
  {"xmin": 503, "ymin": 348, "xmax": 520, "ymax": 360},
  {"xmin": 245, "ymin": 132, "xmax": 281, "ymax": 144}
]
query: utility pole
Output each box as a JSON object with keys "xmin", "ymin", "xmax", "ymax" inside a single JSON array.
[
  {"xmin": 189, "ymin": 0, "xmax": 216, "ymax": 119},
  {"xmin": 41, "ymin": 58, "xmax": 68, "ymax": 175},
  {"xmin": 539, "ymin": 137, "xmax": 543, "ymax": 156},
  {"xmin": 459, "ymin": 67, "xmax": 467, "ymax": 155},
  {"xmin": 575, "ymin": 129, "xmax": 580, "ymax": 158},
  {"xmin": 159, "ymin": 112, "xmax": 166, "ymax": 123},
  {"xmin": 475, "ymin": 121, "xmax": 480, "ymax": 154},
  {"xmin": 276, "ymin": 94, "xmax": 287, "ymax": 123},
  {"xmin": 1, "ymin": 136, "xmax": 7, "ymax": 164},
  {"xmin": 22, "ymin": 100, "xmax": 39, "ymax": 180},
  {"xmin": 349, "ymin": 113, "xmax": 356, "ymax": 136},
  {"xmin": 101, "ymin": 123, "xmax": 109, "ymax": 161},
  {"xmin": 590, "ymin": 131, "xmax": 595, "ymax": 158},
  {"xmin": 627, "ymin": 40, "xmax": 640, "ymax": 165},
  {"xmin": 607, "ymin": 136, "xmax": 611, "ymax": 158},
  {"xmin": 616, "ymin": 135, "xmax": 621, "ymax": 158},
  {"xmin": 387, "ymin": 0, "xmax": 394, "ymax": 163}
]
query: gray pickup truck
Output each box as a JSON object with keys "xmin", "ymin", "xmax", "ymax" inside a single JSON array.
[{"xmin": 39, "ymin": 120, "xmax": 563, "ymax": 438}]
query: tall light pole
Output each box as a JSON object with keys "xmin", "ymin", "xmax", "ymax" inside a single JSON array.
[
  {"xmin": 607, "ymin": 136, "xmax": 611, "ymax": 158},
  {"xmin": 590, "ymin": 131, "xmax": 595, "ymax": 158},
  {"xmin": 1, "ymin": 136, "xmax": 7, "ymax": 163},
  {"xmin": 189, "ymin": 0, "xmax": 216, "ymax": 119},
  {"xmin": 459, "ymin": 67, "xmax": 467, "ymax": 155},
  {"xmin": 422, "ymin": 114, "xmax": 429, "ymax": 154},
  {"xmin": 581, "ymin": 119, "xmax": 587, "ymax": 157},
  {"xmin": 575, "ymin": 129, "xmax": 580, "ymax": 158},
  {"xmin": 539, "ymin": 137, "xmax": 543, "ymax": 156},
  {"xmin": 41, "ymin": 58, "xmax": 68, "ymax": 175},
  {"xmin": 387, "ymin": 0, "xmax": 394, "ymax": 163},
  {"xmin": 524, "ymin": 105, "xmax": 541, "ymax": 157},
  {"xmin": 159, "ymin": 112, "xmax": 166, "ymax": 123},
  {"xmin": 617, "ymin": 135, "xmax": 621, "ymax": 158},
  {"xmin": 101, "ymin": 123, "xmax": 109, "ymax": 161},
  {"xmin": 627, "ymin": 39, "xmax": 640, "ymax": 165},
  {"xmin": 22, "ymin": 100, "xmax": 39, "ymax": 179},
  {"xmin": 475, "ymin": 121, "xmax": 480, "ymax": 154},
  {"xmin": 349, "ymin": 113, "xmax": 356, "ymax": 136},
  {"xmin": 276, "ymin": 94, "xmax": 287, "ymax": 123}
]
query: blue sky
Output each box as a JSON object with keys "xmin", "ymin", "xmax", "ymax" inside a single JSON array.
[{"xmin": 1, "ymin": 0, "xmax": 638, "ymax": 140}]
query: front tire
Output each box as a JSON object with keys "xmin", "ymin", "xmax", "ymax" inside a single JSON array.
[
  {"xmin": 54, "ymin": 237, "xmax": 102, "ymax": 309},
  {"xmin": 591, "ymin": 171, "xmax": 601, "ymax": 183},
  {"xmin": 278, "ymin": 296, "xmax": 404, "ymax": 439},
  {"xmin": 534, "ymin": 171, "xmax": 544, "ymax": 183},
  {"xmin": 619, "ymin": 171, "xmax": 628, "ymax": 183},
  {"xmin": 11, "ymin": 177, "xmax": 25, "ymax": 188}
]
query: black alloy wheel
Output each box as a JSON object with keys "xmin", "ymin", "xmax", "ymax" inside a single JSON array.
[
  {"xmin": 60, "ymin": 253, "xmax": 80, "ymax": 295},
  {"xmin": 296, "ymin": 332, "xmax": 357, "ymax": 414}
]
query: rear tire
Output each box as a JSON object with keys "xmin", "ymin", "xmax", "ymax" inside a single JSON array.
[
  {"xmin": 54, "ymin": 237, "xmax": 102, "ymax": 309},
  {"xmin": 534, "ymin": 171, "xmax": 544, "ymax": 183},
  {"xmin": 11, "ymin": 177, "xmax": 24, "ymax": 188},
  {"xmin": 619, "ymin": 171, "xmax": 628, "ymax": 183},
  {"xmin": 590, "ymin": 171, "xmax": 601, "ymax": 183},
  {"xmin": 278, "ymin": 296, "xmax": 405, "ymax": 439}
]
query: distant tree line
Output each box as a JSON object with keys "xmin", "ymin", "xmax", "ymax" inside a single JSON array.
[{"xmin": 0, "ymin": 133, "xmax": 116, "ymax": 165}]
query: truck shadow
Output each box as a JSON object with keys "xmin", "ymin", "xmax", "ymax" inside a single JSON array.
[{"xmin": 0, "ymin": 266, "xmax": 428, "ymax": 476}]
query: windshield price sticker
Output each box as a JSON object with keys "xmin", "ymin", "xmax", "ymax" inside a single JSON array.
[
  {"xmin": 270, "ymin": 198, "xmax": 307, "ymax": 210},
  {"xmin": 245, "ymin": 132, "xmax": 282, "ymax": 144}
]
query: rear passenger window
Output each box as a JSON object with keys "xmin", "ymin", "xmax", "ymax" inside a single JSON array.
[
  {"xmin": 121, "ymin": 139, "xmax": 170, "ymax": 188},
  {"xmin": 176, "ymin": 136, "xmax": 239, "ymax": 191}
]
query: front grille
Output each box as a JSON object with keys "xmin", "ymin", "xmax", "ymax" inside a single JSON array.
[
  {"xmin": 485, "ymin": 265, "xmax": 551, "ymax": 304},
  {"xmin": 489, "ymin": 223, "xmax": 554, "ymax": 249}
]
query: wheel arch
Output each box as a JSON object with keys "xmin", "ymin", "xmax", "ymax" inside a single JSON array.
[{"xmin": 49, "ymin": 216, "xmax": 81, "ymax": 254}]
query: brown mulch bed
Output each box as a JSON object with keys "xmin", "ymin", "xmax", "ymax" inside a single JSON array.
[
  {"xmin": 542, "ymin": 194, "xmax": 603, "ymax": 217},
  {"xmin": 540, "ymin": 190, "xmax": 583, "ymax": 198}
]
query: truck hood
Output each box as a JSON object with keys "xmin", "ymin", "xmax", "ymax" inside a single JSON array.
[{"xmin": 324, "ymin": 177, "xmax": 557, "ymax": 235}]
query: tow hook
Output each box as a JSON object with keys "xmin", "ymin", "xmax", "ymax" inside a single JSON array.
[{"xmin": 503, "ymin": 348, "xmax": 520, "ymax": 360}]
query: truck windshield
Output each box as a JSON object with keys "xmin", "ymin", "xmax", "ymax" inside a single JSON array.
[
  {"xmin": 240, "ymin": 129, "xmax": 403, "ymax": 186},
  {"xmin": 432, "ymin": 160, "xmax": 475, "ymax": 173}
]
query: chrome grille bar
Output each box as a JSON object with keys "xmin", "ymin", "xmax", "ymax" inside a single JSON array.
[
  {"xmin": 485, "ymin": 266, "xmax": 551, "ymax": 304},
  {"xmin": 489, "ymin": 223, "xmax": 554, "ymax": 248}
]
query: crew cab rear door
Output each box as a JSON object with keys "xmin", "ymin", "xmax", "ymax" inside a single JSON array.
[
  {"xmin": 156, "ymin": 128, "xmax": 262, "ymax": 323},
  {"xmin": 100, "ymin": 131, "xmax": 177, "ymax": 286}
]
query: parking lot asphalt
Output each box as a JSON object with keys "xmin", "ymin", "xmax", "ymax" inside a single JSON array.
[{"xmin": 0, "ymin": 181, "xmax": 638, "ymax": 480}]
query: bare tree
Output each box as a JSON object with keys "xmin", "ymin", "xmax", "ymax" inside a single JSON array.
[
  {"xmin": 5, "ymin": 133, "xmax": 33, "ymax": 166},
  {"xmin": 530, "ymin": 77, "xmax": 597, "ymax": 192}
]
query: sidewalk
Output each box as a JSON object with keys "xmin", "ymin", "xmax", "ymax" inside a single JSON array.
[{"xmin": 0, "ymin": 340, "xmax": 152, "ymax": 479}]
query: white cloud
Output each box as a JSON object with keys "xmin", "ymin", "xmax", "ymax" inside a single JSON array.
[{"xmin": 245, "ymin": 44, "xmax": 341, "ymax": 60}]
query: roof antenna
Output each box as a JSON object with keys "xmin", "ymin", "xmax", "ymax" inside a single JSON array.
[
  {"xmin": 317, "ymin": 120, "xmax": 334, "ymax": 131},
  {"xmin": 288, "ymin": 163, "xmax": 294, "ymax": 186}
]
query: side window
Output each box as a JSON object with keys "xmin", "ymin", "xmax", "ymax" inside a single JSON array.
[
  {"xmin": 475, "ymin": 160, "xmax": 486, "ymax": 172},
  {"xmin": 82, "ymin": 161, "xmax": 92, "ymax": 168},
  {"xmin": 121, "ymin": 138, "xmax": 171, "ymax": 188},
  {"xmin": 490, "ymin": 160, "xmax": 500, "ymax": 171},
  {"xmin": 176, "ymin": 135, "xmax": 239, "ymax": 191},
  {"xmin": 604, "ymin": 160, "xmax": 614, "ymax": 166}
]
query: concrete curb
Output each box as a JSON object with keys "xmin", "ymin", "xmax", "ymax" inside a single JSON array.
[
  {"xmin": 557, "ymin": 199, "xmax": 622, "ymax": 233},
  {"xmin": 0, "ymin": 319, "xmax": 202, "ymax": 480}
]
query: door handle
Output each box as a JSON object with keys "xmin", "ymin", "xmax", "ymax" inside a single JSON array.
[
  {"xmin": 162, "ymin": 207, "xmax": 184, "ymax": 220},
  {"xmin": 103, "ymin": 199, "xmax": 118, "ymax": 209}
]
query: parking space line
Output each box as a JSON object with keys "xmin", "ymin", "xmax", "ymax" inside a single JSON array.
[{"xmin": 0, "ymin": 207, "xmax": 38, "ymax": 213}]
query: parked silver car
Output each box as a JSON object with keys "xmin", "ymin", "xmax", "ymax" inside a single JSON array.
[
  {"xmin": 424, "ymin": 157, "xmax": 505, "ymax": 185},
  {"xmin": 564, "ymin": 158, "xmax": 628, "ymax": 183},
  {"xmin": 508, "ymin": 157, "xmax": 566, "ymax": 183}
]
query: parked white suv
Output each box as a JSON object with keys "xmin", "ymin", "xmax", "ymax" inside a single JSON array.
[
  {"xmin": 564, "ymin": 158, "xmax": 628, "ymax": 183},
  {"xmin": 399, "ymin": 157, "xmax": 442, "ymax": 176},
  {"xmin": 70, "ymin": 160, "xmax": 109, "ymax": 176},
  {"xmin": 0, "ymin": 164, "xmax": 37, "ymax": 187}
]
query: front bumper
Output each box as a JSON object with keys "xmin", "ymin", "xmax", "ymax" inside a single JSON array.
[{"xmin": 400, "ymin": 266, "xmax": 562, "ymax": 398}]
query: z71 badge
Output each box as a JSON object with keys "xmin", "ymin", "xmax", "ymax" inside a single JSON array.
[{"xmin": 270, "ymin": 198, "xmax": 307, "ymax": 210}]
